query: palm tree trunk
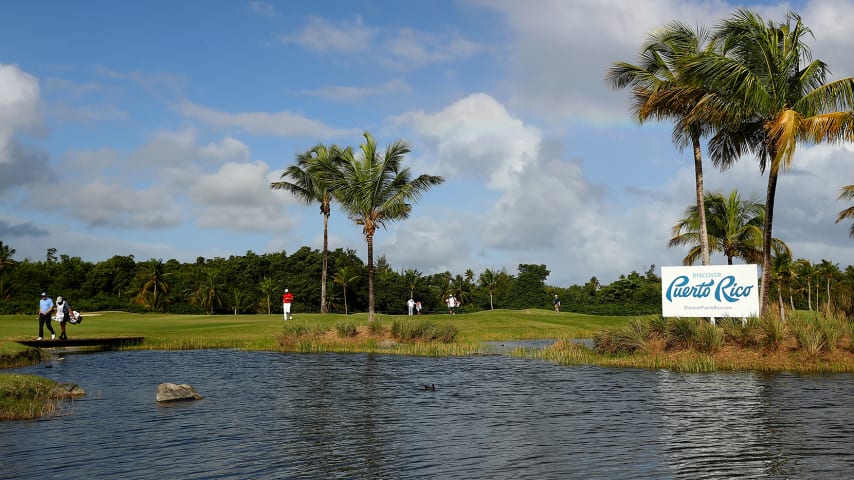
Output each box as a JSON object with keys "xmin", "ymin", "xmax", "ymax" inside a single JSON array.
[
  {"xmin": 693, "ymin": 136, "xmax": 711, "ymax": 266},
  {"xmin": 366, "ymin": 233, "xmax": 375, "ymax": 321},
  {"xmin": 343, "ymin": 285, "xmax": 348, "ymax": 315},
  {"xmin": 777, "ymin": 280, "xmax": 785, "ymax": 321},
  {"xmin": 759, "ymin": 170, "xmax": 779, "ymax": 317},
  {"xmin": 320, "ymin": 212, "xmax": 329, "ymax": 313},
  {"xmin": 490, "ymin": 292, "xmax": 494, "ymax": 310},
  {"xmin": 807, "ymin": 278, "xmax": 812, "ymax": 310}
]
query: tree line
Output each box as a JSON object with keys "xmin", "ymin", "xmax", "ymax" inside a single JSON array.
[{"xmin": 1, "ymin": 240, "xmax": 852, "ymax": 317}]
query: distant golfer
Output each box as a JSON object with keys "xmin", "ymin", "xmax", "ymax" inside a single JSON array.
[
  {"xmin": 282, "ymin": 289, "xmax": 294, "ymax": 321},
  {"xmin": 553, "ymin": 294, "xmax": 561, "ymax": 313}
]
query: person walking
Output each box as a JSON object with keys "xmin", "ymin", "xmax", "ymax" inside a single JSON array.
[
  {"xmin": 415, "ymin": 301, "xmax": 422, "ymax": 315},
  {"xmin": 446, "ymin": 294, "xmax": 457, "ymax": 315},
  {"xmin": 55, "ymin": 295, "xmax": 73, "ymax": 340},
  {"xmin": 37, "ymin": 292, "xmax": 56, "ymax": 340},
  {"xmin": 553, "ymin": 294, "xmax": 561, "ymax": 313},
  {"xmin": 407, "ymin": 298, "xmax": 415, "ymax": 316},
  {"xmin": 282, "ymin": 289, "xmax": 294, "ymax": 321}
]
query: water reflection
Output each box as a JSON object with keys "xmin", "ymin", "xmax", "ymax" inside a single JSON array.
[{"xmin": 2, "ymin": 350, "xmax": 853, "ymax": 479}]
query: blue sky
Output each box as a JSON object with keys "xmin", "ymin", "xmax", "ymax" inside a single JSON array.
[{"xmin": 1, "ymin": 0, "xmax": 852, "ymax": 286}]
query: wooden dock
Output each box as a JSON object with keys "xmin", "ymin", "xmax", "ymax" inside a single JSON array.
[{"xmin": 16, "ymin": 337, "xmax": 144, "ymax": 350}]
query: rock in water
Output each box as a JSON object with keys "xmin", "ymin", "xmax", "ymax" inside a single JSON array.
[
  {"xmin": 156, "ymin": 383, "xmax": 203, "ymax": 402},
  {"xmin": 51, "ymin": 383, "xmax": 86, "ymax": 398}
]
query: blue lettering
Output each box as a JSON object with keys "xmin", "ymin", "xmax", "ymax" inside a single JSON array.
[
  {"xmin": 666, "ymin": 276, "xmax": 713, "ymax": 301},
  {"xmin": 714, "ymin": 275, "xmax": 753, "ymax": 303}
]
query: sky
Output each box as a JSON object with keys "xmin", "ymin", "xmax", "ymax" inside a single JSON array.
[{"xmin": 1, "ymin": 0, "xmax": 853, "ymax": 287}]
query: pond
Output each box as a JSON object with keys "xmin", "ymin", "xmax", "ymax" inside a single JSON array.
[{"xmin": 2, "ymin": 348, "xmax": 853, "ymax": 479}]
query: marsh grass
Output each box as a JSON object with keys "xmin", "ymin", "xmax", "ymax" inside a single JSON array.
[
  {"xmin": 334, "ymin": 321, "xmax": 358, "ymax": 338},
  {"xmin": 0, "ymin": 374, "xmax": 64, "ymax": 421}
]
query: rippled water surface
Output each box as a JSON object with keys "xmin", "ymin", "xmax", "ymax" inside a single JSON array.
[{"xmin": 2, "ymin": 349, "xmax": 854, "ymax": 479}]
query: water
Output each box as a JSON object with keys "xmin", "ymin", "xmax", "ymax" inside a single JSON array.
[{"xmin": 2, "ymin": 349, "xmax": 853, "ymax": 479}]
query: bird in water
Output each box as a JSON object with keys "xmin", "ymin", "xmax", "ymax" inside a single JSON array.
[{"xmin": 423, "ymin": 384, "xmax": 436, "ymax": 391}]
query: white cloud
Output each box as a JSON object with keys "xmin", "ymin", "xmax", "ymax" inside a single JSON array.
[
  {"xmin": 0, "ymin": 64, "xmax": 42, "ymax": 164},
  {"xmin": 248, "ymin": 1, "xmax": 276, "ymax": 17},
  {"xmin": 395, "ymin": 93, "xmax": 541, "ymax": 190},
  {"xmin": 176, "ymin": 100, "xmax": 356, "ymax": 138},
  {"xmin": 302, "ymin": 79, "xmax": 411, "ymax": 102},
  {"xmin": 280, "ymin": 15, "xmax": 375, "ymax": 53},
  {"xmin": 381, "ymin": 28, "xmax": 483, "ymax": 70}
]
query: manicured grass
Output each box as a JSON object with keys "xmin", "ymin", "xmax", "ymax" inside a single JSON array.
[{"xmin": 0, "ymin": 309, "xmax": 630, "ymax": 354}]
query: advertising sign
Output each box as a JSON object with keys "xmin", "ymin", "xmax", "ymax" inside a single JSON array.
[{"xmin": 661, "ymin": 264, "xmax": 759, "ymax": 318}]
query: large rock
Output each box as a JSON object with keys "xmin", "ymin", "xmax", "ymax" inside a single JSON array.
[
  {"xmin": 51, "ymin": 382, "xmax": 86, "ymax": 398},
  {"xmin": 156, "ymin": 383, "xmax": 203, "ymax": 403}
]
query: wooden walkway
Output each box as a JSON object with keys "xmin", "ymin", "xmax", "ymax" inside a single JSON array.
[{"xmin": 16, "ymin": 337, "xmax": 144, "ymax": 349}]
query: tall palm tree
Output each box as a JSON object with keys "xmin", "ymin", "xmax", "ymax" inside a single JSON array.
[
  {"xmin": 332, "ymin": 265, "xmax": 360, "ymax": 315},
  {"xmin": 188, "ymin": 269, "xmax": 225, "ymax": 314},
  {"xmin": 608, "ymin": 21, "xmax": 715, "ymax": 266},
  {"xmin": 683, "ymin": 9, "xmax": 854, "ymax": 314},
  {"xmin": 478, "ymin": 268, "xmax": 499, "ymax": 310},
  {"xmin": 835, "ymin": 184, "xmax": 854, "ymax": 238},
  {"xmin": 669, "ymin": 190, "xmax": 788, "ymax": 265},
  {"xmin": 258, "ymin": 276, "xmax": 276, "ymax": 315},
  {"xmin": 402, "ymin": 268, "xmax": 423, "ymax": 299},
  {"xmin": 271, "ymin": 144, "xmax": 344, "ymax": 313},
  {"xmin": 769, "ymin": 243, "xmax": 794, "ymax": 320},
  {"xmin": 815, "ymin": 259, "xmax": 840, "ymax": 309},
  {"xmin": 133, "ymin": 259, "xmax": 169, "ymax": 311},
  {"xmin": 329, "ymin": 132, "xmax": 444, "ymax": 320},
  {"xmin": 794, "ymin": 258, "xmax": 815, "ymax": 311}
]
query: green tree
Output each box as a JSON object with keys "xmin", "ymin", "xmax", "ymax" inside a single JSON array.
[
  {"xmin": 133, "ymin": 259, "xmax": 169, "ymax": 311},
  {"xmin": 684, "ymin": 9, "xmax": 854, "ymax": 314},
  {"xmin": 669, "ymin": 190, "xmax": 788, "ymax": 265},
  {"xmin": 769, "ymin": 243, "xmax": 794, "ymax": 319},
  {"xmin": 478, "ymin": 268, "xmax": 500, "ymax": 310},
  {"xmin": 271, "ymin": 143, "xmax": 344, "ymax": 313},
  {"xmin": 188, "ymin": 269, "xmax": 225, "ymax": 314},
  {"xmin": 402, "ymin": 268, "xmax": 423, "ymax": 299},
  {"xmin": 333, "ymin": 265, "xmax": 360, "ymax": 315},
  {"xmin": 506, "ymin": 264, "xmax": 550, "ymax": 310},
  {"xmin": 328, "ymin": 132, "xmax": 444, "ymax": 320},
  {"xmin": 835, "ymin": 184, "xmax": 854, "ymax": 238},
  {"xmin": 0, "ymin": 241, "xmax": 17, "ymax": 300},
  {"xmin": 258, "ymin": 276, "xmax": 276, "ymax": 315},
  {"xmin": 608, "ymin": 21, "xmax": 715, "ymax": 266}
]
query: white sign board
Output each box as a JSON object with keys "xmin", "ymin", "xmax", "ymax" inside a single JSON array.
[{"xmin": 661, "ymin": 265, "xmax": 759, "ymax": 318}]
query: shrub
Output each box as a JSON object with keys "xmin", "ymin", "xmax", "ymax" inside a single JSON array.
[
  {"xmin": 366, "ymin": 318, "xmax": 384, "ymax": 335},
  {"xmin": 593, "ymin": 318, "xmax": 649, "ymax": 355},
  {"xmin": 335, "ymin": 321, "xmax": 358, "ymax": 338},
  {"xmin": 760, "ymin": 308, "xmax": 786, "ymax": 351},
  {"xmin": 666, "ymin": 317, "xmax": 697, "ymax": 350},
  {"xmin": 390, "ymin": 319, "xmax": 458, "ymax": 343},
  {"xmin": 695, "ymin": 322, "xmax": 724, "ymax": 354},
  {"xmin": 792, "ymin": 319, "xmax": 824, "ymax": 359},
  {"xmin": 720, "ymin": 317, "xmax": 760, "ymax": 348},
  {"xmin": 648, "ymin": 316, "xmax": 668, "ymax": 337}
]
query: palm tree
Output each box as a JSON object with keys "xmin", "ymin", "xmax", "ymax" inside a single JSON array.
[
  {"xmin": 769, "ymin": 243, "xmax": 794, "ymax": 319},
  {"xmin": 836, "ymin": 184, "xmax": 854, "ymax": 238},
  {"xmin": 133, "ymin": 259, "xmax": 169, "ymax": 311},
  {"xmin": 794, "ymin": 258, "xmax": 815, "ymax": 311},
  {"xmin": 328, "ymin": 132, "xmax": 443, "ymax": 320},
  {"xmin": 0, "ymin": 241, "xmax": 16, "ymax": 301},
  {"xmin": 478, "ymin": 268, "xmax": 499, "ymax": 310},
  {"xmin": 188, "ymin": 269, "xmax": 225, "ymax": 314},
  {"xmin": 271, "ymin": 144, "xmax": 344, "ymax": 313},
  {"xmin": 608, "ymin": 21, "xmax": 715, "ymax": 266},
  {"xmin": 332, "ymin": 265, "xmax": 360, "ymax": 315},
  {"xmin": 258, "ymin": 276, "xmax": 276, "ymax": 315},
  {"xmin": 815, "ymin": 259, "xmax": 840, "ymax": 309},
  {"xmin": 402, "ymin": 268, "xmax": 423, "ymax": 299},
  {"xmin": 683, "ymin": 9, "xmax": 854, "ymax": 314},
  {"xmin": 669, "ymin": 190, "xmax": 788, "ymax": 265}
]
